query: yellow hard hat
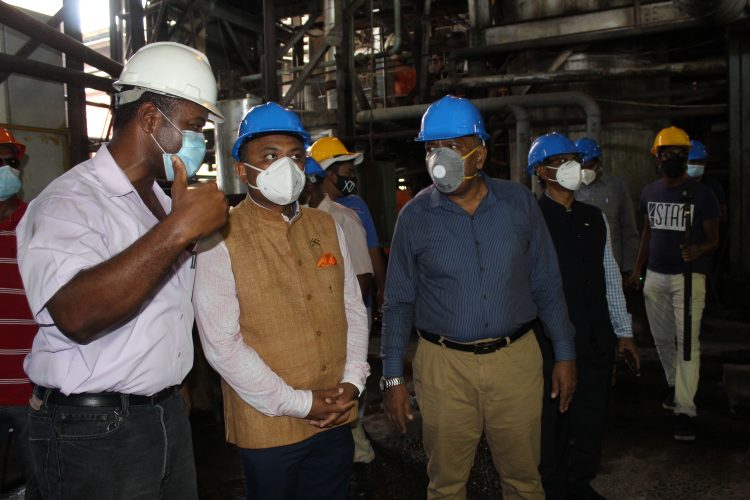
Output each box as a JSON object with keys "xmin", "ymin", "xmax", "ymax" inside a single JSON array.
[
  {"xmin": 308, "ymin": 137, "xmax": 363, "ymax": 170},
  {"xmin": 651, "ymin": 126, "xmax": 691, "ymax": 156}
]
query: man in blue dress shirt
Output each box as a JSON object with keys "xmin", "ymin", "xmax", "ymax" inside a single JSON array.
[{"xmin": 381, "ymin": 95, "xmax": 577, "ymax": 500}]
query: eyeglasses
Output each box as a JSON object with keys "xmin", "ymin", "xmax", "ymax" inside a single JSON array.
[{"xmin": 0, "ymin": 158, "xmax": 20, "ymax": 168}]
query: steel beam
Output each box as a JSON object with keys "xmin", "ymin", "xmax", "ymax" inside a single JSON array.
[
  {"xmin": 0, "ymin": 8, "xmax": 64, "ymax": 84},
  {"xmin": 63, "ymin": 0, "xmax": 89, "ymax": 164},
  {"xmin": 279, "ymin": 13, "xmax": 318, "ymax": 60},
  {"xmin": 0, "ymin": 1, "xmax": 123, "ymax": 77},
  {"xmin": 262, "ymin": 0, "xmax": 279, "ymax": 102},
  {"xmin": 126, "ymin": 0, "xmax": 146, "ymax": 57},
  {"xmin": 335, "ymin": 0, "xmax": 354, "ymax": 137},
  {"xmin": 280, "ymin": 44, "xmax": 333, "ymax": 106},
  {"xmin": 109, "ymin": 0, "xmax": 123, "ymax": 63}
]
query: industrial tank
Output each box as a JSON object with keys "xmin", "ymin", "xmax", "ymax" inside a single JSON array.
[{"xmin": 214, "ymin": 96, "xmax": 261, "ymax": 195}]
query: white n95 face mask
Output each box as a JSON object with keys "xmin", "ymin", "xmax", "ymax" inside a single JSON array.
[
  {"xmin": 581, "ymin": 168, "xmax": 597, "ymax": 186},
  {"xmin": 547, "ymin": 160, "xmax": 583, "ymax": 191},
  {"xmin": 244, "ymin": 157, "xmax": 306, "ymax": 205},
  {"xmin": 426, "ymin": 145, "xmax": 480, "ymax": 193}
]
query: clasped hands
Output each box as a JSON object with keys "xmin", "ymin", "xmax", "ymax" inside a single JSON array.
[{"xmin": 305, "ymin": 382, "xmax": 359, "ymax": 429}]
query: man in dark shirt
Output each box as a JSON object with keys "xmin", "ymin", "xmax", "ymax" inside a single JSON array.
[
  {"xmin": 530, "ymin": 132, "xmax": 639, "ymax": 500},
  {"xmin": 381, "ymin": 95, "xmax": 577, "ymax": 500},
  {"xmin": 627, "ymin": 127, "xmax": 720, "ymax": 442}
]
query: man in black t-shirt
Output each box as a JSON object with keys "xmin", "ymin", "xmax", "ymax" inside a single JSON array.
[{"xmin": 627, "ymin": 127, "xmax": 720, "ymax": 442}]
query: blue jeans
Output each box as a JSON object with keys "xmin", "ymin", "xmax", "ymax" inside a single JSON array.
[
  {"xmin": 27, "ymin": 390, "xmax": 197, "ymax": 500},
  {"xmin": 0, "ymin": 405, "xmax": 41, "ymax": 499},
  {"xmin": 239, "ymin": 424, "xmax": 354, "ymax": 500}
]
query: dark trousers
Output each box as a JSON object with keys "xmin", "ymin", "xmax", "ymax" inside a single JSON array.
[
  {"xmin": 537, "ymin": 332, "xmax": 613, "ymax": 500},
  {"xmin": 27, "ymin": 390, "xmax": 197, "ymax": 500},
  {"xmin": 1, "ymin": 405, "xmax": 41, "ymax": 499},
  {"xmin": 239, "ymin": 423, "xmax": 354, "ymax": 500}
]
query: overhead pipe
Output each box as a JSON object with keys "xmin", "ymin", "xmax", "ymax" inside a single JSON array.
[
  {"xmin": 0, "ymin": 2, "xmax": 123, "ymax": 77},
  {"xmin": 355, "ymin": 91, "xmax": 602, "ymax": 140},
  {"xmin": 507, "ymin": 105, "xmax": 530, "ymax": 183},
  {"xmin": 450, "ymin": 20, "xmax": 702, "ymax": 59},
  {"xmin": 0, "ymin": 53, "xmax": 117, "ymax": 93},
  {"xmin": 674, "ymin": 0, "xmax": 749, "ymax": 23},
  {"xmin": 434, "ymin": 59, "xmax": 727, "ymax": 91}
]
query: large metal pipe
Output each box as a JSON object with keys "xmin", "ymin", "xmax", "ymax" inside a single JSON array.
[
  {"xmin": 507, "ymin": 104, "xmax": 529, "ymax": 183},
  {"xmin": 434, "ymin": 59, "xmax": 727, "ymax": 90},
  {"xmin": 388, "ymin": 0, "xmax": 402, "ymax": 54},
  {"xmin": 0, "ymin": 2, "xmax": 123, "ymax": 77},
  {"xmin": 674, "ymin": 0, "xmax": 749, "ymax": 23},
  {"xmin": 355, "ymin": 91, "xmax": 602, "ymax": 140},
  {"xmin": 451, "ymin": 20, "xmax": 702, "ymax": 59},
  {"xmin": 0, "ymin": 53, "xmax": 116, "ymax": 93}
]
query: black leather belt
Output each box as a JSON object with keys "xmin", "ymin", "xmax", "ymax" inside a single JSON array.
[
  {"xmin": 33, "ymin": 385, "xmax": 177, "ymax": 408},
  {"xmin": 418, "ymin": 320, "xmax": 536, "ymax": 355}
]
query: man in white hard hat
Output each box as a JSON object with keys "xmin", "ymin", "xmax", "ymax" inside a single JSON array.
[{"xmin": 16, "ymin": 42, "xmax": 228, "ymax": 499}]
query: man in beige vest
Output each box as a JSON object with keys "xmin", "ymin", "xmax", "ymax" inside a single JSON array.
[{"xmin": 193, "ymin": 102, "xmax": 370, "ymax": 500}]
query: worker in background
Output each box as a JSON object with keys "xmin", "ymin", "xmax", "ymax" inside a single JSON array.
[
  {"xmin": 0, "ymin": 128, "xmax": 40, "ymax": 499},
  {"xmin": 193, "ymin": 102, "xmax": 369, "ymax": 499},
  {"xmin": 381, "ymin": 95, "xmax": 577, "ymax": 500},
  {"xmin": 309, "ymin": 137, "xmax": 383, "ymax": 464},
  {"xmin": 530, "ymin": 132, "xmax": 639, "ymax": 500},
  {"xmin": 627, "ymin": 127, "xmax": 720, "ymax": 442},
  {"xmin": 687, "ymin": 140, "xmax": 728, "ymax": 224},
  {"xmin": 16, "ymin": 42, "xmax": 228, "ymax": 499},
  {"xmin": 574, "ymin": 137, "xmax": 640, "ymax": 275},
  {"xmin": 301, "ymin": 157, "xmax": 373, "ymax": 303}
]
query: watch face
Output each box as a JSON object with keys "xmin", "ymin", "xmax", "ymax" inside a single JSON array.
[{"xmin": 379, "ymin": 377, "xmax": 386, "ymax": 391}]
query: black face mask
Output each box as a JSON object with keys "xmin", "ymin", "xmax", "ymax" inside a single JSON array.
[
  {"xmin": 334, "ymin": 174, "xmax": 357, "ymax": 195},
  {"xmin": 660, "ymin": 156, "xmax": 687, "ymax": 179}
]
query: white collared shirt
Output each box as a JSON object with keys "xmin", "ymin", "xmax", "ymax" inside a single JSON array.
[{"xmin": 16, "ymin": 145, "xmax": 194, "ymax": 396}]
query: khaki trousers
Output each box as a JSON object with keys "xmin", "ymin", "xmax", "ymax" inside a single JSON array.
[
  {"xmin": 413, "ymin": 331, "xmax": 545, "ymax": 500},
  {"xmin": 643, "ymin": 270, "xmax": 706, "ymax": 417}
]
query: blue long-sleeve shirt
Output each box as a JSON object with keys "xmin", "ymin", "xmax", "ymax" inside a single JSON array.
[{"xmin": 381, "ymin": 176, "xmax": 576, "ymax": 377}]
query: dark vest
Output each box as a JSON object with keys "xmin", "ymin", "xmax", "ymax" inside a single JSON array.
[{"xmin": 538, "ymin": 195, "xmax": 616, "ymax": 363}]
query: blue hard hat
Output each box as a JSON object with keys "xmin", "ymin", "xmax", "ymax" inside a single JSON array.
[
  {"xmin": 232, "ymin": 102, "xmax": 311, "ymax": 161},
  {"xmin": 527, "ymin": 132, "xmax": 579, "ymax": 175},
  {"xmin": 688, "ymin": 140, "xmax": 707, "ymax": 161},
  {"xmin": 415, "ymin": 95, "xmax": 490, "ymax": 142},
  {"xmin": 575, "ymin": 137, "xmax": 602, "ymax": 163},
  {"xmin": 304, "ymin": 157, "xmax": 325, "ymax": 177}
]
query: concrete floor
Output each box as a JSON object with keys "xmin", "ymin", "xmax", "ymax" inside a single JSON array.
[
  {"xmin": 186, "ymin": 313, "xmax": 750, "ymax": 500},
  {"xmin": 2, "ymin": 303, "xmax": 749, "ymax": 499}
]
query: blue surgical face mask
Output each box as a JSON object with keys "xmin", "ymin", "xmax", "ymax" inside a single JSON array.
[
  {"xmin": 687, "ymin": 163, "xmax": 705, "ymax": 178},
  {"xmin": 0, "ymin": 166, "xmax": 21, "ymax": 201},
  {"xmin": 150, "ymin": 107, "xmax": 206, "ymax": 181}
]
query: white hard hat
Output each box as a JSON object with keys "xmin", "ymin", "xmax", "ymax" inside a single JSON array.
[{"xmin": 114, "ymin": 42, "xmax": 225, "ymax": 122}]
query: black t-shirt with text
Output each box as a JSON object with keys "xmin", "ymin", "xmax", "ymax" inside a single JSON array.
[{"xmin": 639, "ymin": 177, "xmax": 720, "ymax": 275}]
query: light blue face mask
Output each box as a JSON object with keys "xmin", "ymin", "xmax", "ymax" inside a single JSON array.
[
  {"xmin": 0, "ymin": 166, "xmax": 22, "ymax": 201},
  {"xmin": 687, "ymin": 163, "xmax": 705, "ymax": 178},
  {"xmin": 150, "ymin": 107, "xmax": 206, "ymax": 181}
]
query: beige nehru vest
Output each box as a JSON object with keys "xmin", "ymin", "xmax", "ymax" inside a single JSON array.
[{"xmin": 222, "ymin": 199, "xmax": 354, "ymax": 449}]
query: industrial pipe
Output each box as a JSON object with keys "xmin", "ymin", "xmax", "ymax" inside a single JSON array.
[
  {"xmin": 507, "ymin": 104, "xmax": 530, "ymax": 183},
  {"xmin": 0, "ymin": 53, "xmax": 117, "ymax": 93},
  {"xmin": 0, "ymin": 2, "xmax": 123, "ymax": 77},
  {"xmin": 355, "ymin": 91, "xmax": 602, "ymax": 140},
  {"xmin": 451, "ymin": 20, "xmax": 702, "ymax": 59},
  {"xmin": 674, "ymin": 0, "xmax": 749, "ymax": 23},
  {"xmin": 434, "ymin": 59, "xmax": 727, "ymax": 91},
  {"xmin": 388, "ymin": 0, "xmax": 402, "ymax": 54}
]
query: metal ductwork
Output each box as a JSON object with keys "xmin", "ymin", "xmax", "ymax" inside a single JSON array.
[{"xmin": 674, "ymin": 0, "xmax": 749, "ymax": 23}]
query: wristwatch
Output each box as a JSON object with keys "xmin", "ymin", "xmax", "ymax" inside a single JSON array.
[{"xmin": 379, "ymin": 376, "xmax": 405, "ymax": 391}]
